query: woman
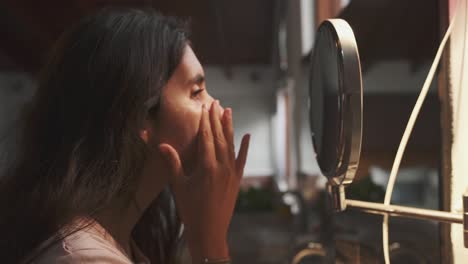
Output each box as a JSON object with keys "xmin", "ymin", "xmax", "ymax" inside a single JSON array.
[{"xmin": 0, "ymin": 8, "xmax": 250, "ymax": 264}]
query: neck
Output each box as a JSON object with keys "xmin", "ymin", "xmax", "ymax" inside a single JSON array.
[
  {"xmin": 93, "ymin": 154, "xmax": 169, "ymax": 258},
  {"xmin": 93, "ymin": 200, "xmax": 140, "ymax": 258}
]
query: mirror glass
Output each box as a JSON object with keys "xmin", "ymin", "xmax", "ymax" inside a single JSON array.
[{"xmin": 309, "ymin": 19, "xmax": 363, "ymax": 186}]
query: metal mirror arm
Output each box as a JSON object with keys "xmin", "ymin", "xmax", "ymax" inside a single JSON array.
[{"xmin": 328, "ymin": 184, "xmax": 468, "ymax": 248}]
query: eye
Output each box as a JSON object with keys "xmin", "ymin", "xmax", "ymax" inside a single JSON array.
[{"xmin": 191, "ymin": 88, "xmax": 204, "ymax": 99}]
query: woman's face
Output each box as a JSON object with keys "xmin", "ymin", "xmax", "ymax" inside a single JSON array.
[{"xmin": 152, "ymin": 45, "xmax": 222, "ymax": 169}]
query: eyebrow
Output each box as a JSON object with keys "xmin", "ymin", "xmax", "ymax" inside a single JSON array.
[{"xmin": 186, "ymin": 74, "xmax": 205, "ymax": 86}]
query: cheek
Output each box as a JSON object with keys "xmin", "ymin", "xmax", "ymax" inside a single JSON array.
[{"xmin": 157, "ymin": 103, "xmax": 202, "ymax": 156}]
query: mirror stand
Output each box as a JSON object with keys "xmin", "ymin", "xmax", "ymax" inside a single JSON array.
[
  {"xmin": 309, "ymin": 18, "xmax": 468, "ymax": 253},
  {"xmin": 328, "ymin": 184, "xmax": 468, "ymax": 247}
]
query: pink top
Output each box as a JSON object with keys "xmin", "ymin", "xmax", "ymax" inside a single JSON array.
[{"xmin": 32, "ymin": 220, "xmax": 150, "ymax": 264}]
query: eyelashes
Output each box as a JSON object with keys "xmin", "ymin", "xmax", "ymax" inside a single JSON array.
[{"xmin": 191, "ymin": 88, "xmax": 204, "ymax": 99}]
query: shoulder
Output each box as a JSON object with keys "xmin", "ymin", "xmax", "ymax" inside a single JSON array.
[{"xmin": 33, "ymin": 230, "xmax": 132, "ymax": 264}]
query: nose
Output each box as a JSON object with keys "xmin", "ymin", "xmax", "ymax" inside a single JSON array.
[{"xmin": 208, "ymin": 97, "xmax": 224, "ymax": 117}]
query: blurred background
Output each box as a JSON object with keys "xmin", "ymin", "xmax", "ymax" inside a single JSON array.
[{"xmin": 0, "ymin": 0, "xmax": 454, "ymax": 263}]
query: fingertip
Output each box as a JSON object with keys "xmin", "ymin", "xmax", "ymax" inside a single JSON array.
[
  {"xmin": 237, "ymin": 134, "xmax": 250, "ymax": 163},
  {"xmin": 243, "ymin": 133, "xmax": 251, "ymax": 145},
  {"xmin": 210, "ymin": 100, "xmax": 216, "ymax": 110},
  {"xmin": 241, "ymin": 134, "xmax": 251, "ymax": 158},
  {"xmin": 222, "ymin": 108, "xmax": 231, "ymax": 123},
  {"xmin": 200, "ymin": 104, "xmax": 208, "ymax": 124},
  {"xmin": 235, "ymin": 134, "xmax": 250, "ymax": 177}
]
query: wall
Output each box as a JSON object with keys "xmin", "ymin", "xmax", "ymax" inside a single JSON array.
[
  {"xmin": 204, "ymin": 66, "xmax": 277, "ymax": 177},
  {"xmin": 0, "ymin": 72, "xmax": 35, "ymax": 159},
  {"xmin": 449, "ymin": 0, "xmax": 468, "ymax": 261}
]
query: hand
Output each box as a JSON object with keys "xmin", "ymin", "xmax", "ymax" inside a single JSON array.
[{"xmin": 159, "ymin": 100, "xmax": 250, "ymax": 263}]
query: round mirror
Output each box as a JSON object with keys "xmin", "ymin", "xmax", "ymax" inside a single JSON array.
[{"xmin": 309, "ymin": 19, "xmax": 363, "ymax": 187}]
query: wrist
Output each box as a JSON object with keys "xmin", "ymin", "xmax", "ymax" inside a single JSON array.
[
  {"xmin": 200, "ymin": 257, "xmax": 231, "ymax": 263},
  {"xmin": 187, "ymin": 236, "xmax": 230, "ymax": 263}
]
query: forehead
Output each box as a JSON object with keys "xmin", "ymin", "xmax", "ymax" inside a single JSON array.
[{"xmin": 172, "ymin": 45, "xmax": 203, "ymax": 83}]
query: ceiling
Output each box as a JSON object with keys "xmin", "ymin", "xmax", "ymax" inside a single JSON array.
[
  {"xmin": 0, "ymin": 0, "xmax": 275, "ymax": 72},
  {"xmin": 339, "ymin": 0, "xmax": 440, "ymax": 72},
  {"xmin": 0, "ymin": 0, "xmax": 441, "ymax": 74}
]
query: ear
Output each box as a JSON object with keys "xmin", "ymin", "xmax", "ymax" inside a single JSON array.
[
  {"xmin": 140, "ymin": 129, "xmax": 150, "ymax": 144},
  {"xmin": 139, "ymin": 119, "xmax": 155, "ymax": 144}
]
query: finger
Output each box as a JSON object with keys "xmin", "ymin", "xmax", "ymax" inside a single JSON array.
[
  {"xmin": 198, "ymin": 104, "xmax": 216, "ymax": 167},
  {"xmin": 159, "ymin": 143, "xmax": 185, "ymax": 187},
  {"xmin": 235, "ymin": 134, "xmax": 250, "ymax": 178},
  {"xmin": 210, "ymin": 100, "xmax": 227, "ymax": 161},
  {"xmin": 222, "ymin": 108, "xmax": 235, "ymax": 161}
]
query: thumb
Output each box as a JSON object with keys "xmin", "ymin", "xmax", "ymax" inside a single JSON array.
[{"xmin": 159, "ymin": 143, "xmax": 185, "ymax": 187}]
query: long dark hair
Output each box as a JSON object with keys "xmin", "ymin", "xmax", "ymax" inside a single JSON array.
[{"xmin": 0, "ymin": 8, "xmax": 188, "ymax": 263}]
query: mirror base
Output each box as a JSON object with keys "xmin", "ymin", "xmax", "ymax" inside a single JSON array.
[{"xmin": 327, "ymin": 184, "xmax": 347, "ymax": 212}]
